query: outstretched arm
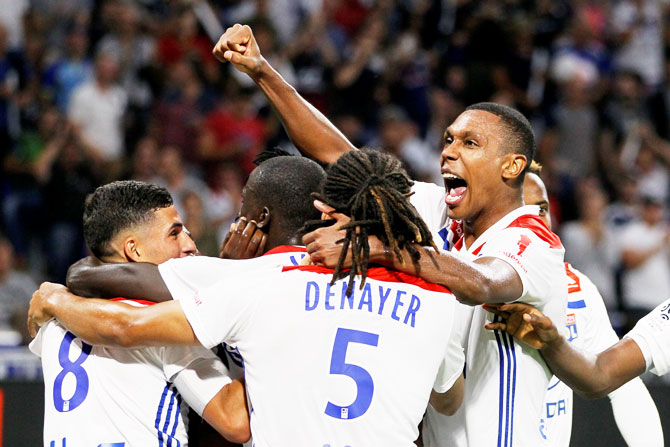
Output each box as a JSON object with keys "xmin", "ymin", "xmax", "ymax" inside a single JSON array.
[
  {"xmin": 66, "ymin": 256, "xmax": 172, "ymax": 302},
  {"xmin": 302, "ymin": 203, "xmax": 523, "ymax": 305},
  {"xmin": 212, "ymin": 24, "xmax": 355, "ymax": 164},
  {"xmin": 484, "ymin": 303, "xmax": 647, "ymax": 398},
  {"xmin": 29, "ymin": 282, "xmax": 196, "ymax": 348}
]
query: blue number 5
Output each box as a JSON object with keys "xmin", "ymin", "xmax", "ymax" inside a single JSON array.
[{"xmin": 325, "ymin": 328, "xmax": 379, "ymax": 420}]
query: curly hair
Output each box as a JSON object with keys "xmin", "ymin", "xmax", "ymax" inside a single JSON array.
[{"xmin": 307, "ymin": 148, "xmax": 437, "ymax": 295}]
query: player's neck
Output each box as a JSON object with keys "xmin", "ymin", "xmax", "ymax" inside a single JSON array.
[
  {"xmin": 463, "ymin": 195, "xmax": 524, "ymax": 246},
  {"xmin": 263, "ymin": 231, "xmax": 303, "ymax": 253}
]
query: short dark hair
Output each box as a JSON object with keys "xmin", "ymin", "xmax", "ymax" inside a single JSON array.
[
  {"xmin": 83, "ymin": 181, "xmax": 173, "ymax": 258},
  {"xmin": 247, "ymin": 155, "xmax": 326, "ymax": 236},
  {"xmin": 310, "ymin": 148, "xmax": 437, "ymax": 295},
  {"xmin": 466, "ymin": 102, "xmax": 535, "ymax": 173}
]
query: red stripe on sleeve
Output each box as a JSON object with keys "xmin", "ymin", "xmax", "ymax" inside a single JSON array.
[{"xmin": 506, "ymin": 215, "xmax": 563, "ymax": 249}]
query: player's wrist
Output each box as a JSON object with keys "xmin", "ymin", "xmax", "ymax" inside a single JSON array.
[{"xmin": 368, "ymin": 237, "xmax": 389, "ymax": 264}]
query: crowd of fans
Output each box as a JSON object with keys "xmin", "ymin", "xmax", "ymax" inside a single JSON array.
[{"xmin": 3, "ymin": 0, "xmax": 670, "ymax": 343}]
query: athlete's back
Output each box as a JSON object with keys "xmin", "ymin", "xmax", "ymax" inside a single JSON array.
[
  {"xmin": 30, "ymin": 300, "xmax": 231, "ymax": 447},
  {"xmin": 172, "ymin": 255, "xmax": 465, "ymax": 447}
]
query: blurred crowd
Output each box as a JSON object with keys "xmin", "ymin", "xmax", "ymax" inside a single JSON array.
[{"xmin": 3, "ymin": 0, "xmax": 670, "ymax": 344}]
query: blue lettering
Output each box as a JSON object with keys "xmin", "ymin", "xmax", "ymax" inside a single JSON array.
[
  {"xmin": 325, "ymin": 283, "xmax": 335, "ymax": 310},
  {"xmin": 305, "ymin": 282, "xmax": 319, "ymax": 311},
  {"xmin": 378, "ymin": 287, "xmax": 392, "ymax": 315},
  {"xmin": 546, "ymin": 402, "xmax": 556, "ymax": 418},
  {"xmin": 404, "ymin": 295, "xmax": 421, "ymax": 327},
  {"xmin": 358, "ymin": 283, "xmax": 373, "ymax": 312},
  {"xmin": 557, "ymin": 400, "xmax": 566, "ymax": 416},
  {"xmin": 341, "ymin": 281, "xmax": 355, "ymax": 309},
  {"xmin": 391, "ymin": 290, "xmax": 406, "ymax": 321}
]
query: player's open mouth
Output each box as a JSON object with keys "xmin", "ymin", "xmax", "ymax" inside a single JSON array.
[{"xmin": 443, "ymin": 173, "xmax": 468, "ymax": 206}]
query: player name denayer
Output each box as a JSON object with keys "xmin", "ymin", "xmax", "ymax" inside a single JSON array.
[{"xmin": 304, "ymin": 279, "xmax": 421, "ymax": 328}]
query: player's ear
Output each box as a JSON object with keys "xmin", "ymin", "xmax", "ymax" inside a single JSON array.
[
  {"xmin": 123, "ymin": 236, "xmax": 142, "ymax": 262},
  {"xmin": 502, "ymin": 154, "xmax": 527, "ymax": 181},
  {"xmin": 257, "ymin": 207, "xmax": 270, "ymax": 229}
]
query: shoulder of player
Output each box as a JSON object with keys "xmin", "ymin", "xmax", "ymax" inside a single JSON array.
[
  {"xmin": 503, "ymin": 214, "xmax": 562, "ymax": 250},
  {"xmin": 281, "ymin": 264, "xmax": 451, "ymax": 295}
]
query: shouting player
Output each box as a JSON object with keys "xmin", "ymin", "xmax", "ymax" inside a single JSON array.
[
  {"xmin": 213, "ymin": 24, "xmax": 567, "ymax": 446},
  {"xmin": 29, "ymin": 181, "xmax": 250, "ymax": 446},
  {"xmin": 29, "ymin": 149, "xmax": 466, "ymax": 446}
]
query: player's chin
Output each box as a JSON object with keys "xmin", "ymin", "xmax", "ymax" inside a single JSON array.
[{"xmin": 446, "ymin": 202, "xmax": 469, "ymax": 221}]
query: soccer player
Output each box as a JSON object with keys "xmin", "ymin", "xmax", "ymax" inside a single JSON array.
[
  {"xmin": 213, "ymin": 24, "xmax": 567, "ymax": 446},
  {"xmin": 63, "ymin": 151, "xmax": 326, "ymax": 301},
  {"xmin": 29, "ymin": 149, "xmax": 466, "ymax": 446},
  {"xmin": 518, "ymin": 165, "xmax": 661, "ymax": 446},
  {"xmin": 29, "ymin": 180, "xmax": 250, "ymax": 446},
  {"xmin": 484, "ymin": 281, "xmax": 670, "ymax": 411}
]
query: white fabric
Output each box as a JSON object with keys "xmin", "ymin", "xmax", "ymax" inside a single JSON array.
[
  {"xmin": 169, "ymin": 256, "xmax": 465, "ymax": 447},
  {"xmin": 609, "ymin": 378, "xmax": 664, "ymax": 447},
  {"xmin": 619, "ymin": 221, "xmax": 670, "ymax": 310},
  {"xmin": 29, "ymin": 300, "xmax": 231, "ymax": 446},
  {"xmin": 68, "ymin": 81, "xmax": 127, "ymax": 160},
  {"xmin": 540, "ymin": 264, "xmax": 621, "ymax": 446},
  {"xmin": 409, "ymin": 181, "xmax": 448, "ymax": 247},
  {"xmin": 626, "ymin": 298, "xmax": 670, "ymax": 376},
  {"xmin": 451, "ymin": 205, "xmax": 567, "ymax": 447}
]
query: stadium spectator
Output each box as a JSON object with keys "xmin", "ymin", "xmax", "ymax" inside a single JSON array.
[
  {"xmin": 561, "ymin": 179, "xmax": 619, "ymax": 309},
  {"xmin": 619, "ymin": 196, "xmax": 670, "ymax": 320},
  {"xmin": 67, "ymin": 49, "xmax": 127, "ymax": 179},
  {"xmin": 42, "ymin": 25, "xmax": 93, "ymax": 112},
  {"xmin": 0, "ymin": 234, "xmax": 36, "ymax": 345}
]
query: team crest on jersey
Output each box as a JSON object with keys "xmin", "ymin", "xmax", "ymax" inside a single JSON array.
[
  {"xmin": 516, "ymin": 234, "xmax": 531, "ymax": 256},
  {"xmin": 660, "ymin": 303, "xmax": 670, "ymax": 321},
  {"xmin": 566, "ymin": 313, "xmax": 578, "ymax": 341}
]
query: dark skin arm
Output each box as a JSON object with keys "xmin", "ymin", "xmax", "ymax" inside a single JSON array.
[
  {"xmin": 484, "ymin": 303, "xmax": 647, "ymax": 398},
  {"xmin": 302, "ymin": 203, "xmax": 523, "ymax": 306},
  {"xmin": 67, "ymin": 219, "xmax": 267, "ymax": 302},
  {"xmin": 429, "ymin": 373, "xmax": 464, "ymax": 416},
  {"xmin": 66, "ymin": 256, "xmax": 172, "ymax": 301},
  {"xmin": 212, "ymin": 24, "xmax": 355, "ymax": 164},
  {"xmin": 202, "ymin": 378, "xmax": 251, "ymax": 444}
]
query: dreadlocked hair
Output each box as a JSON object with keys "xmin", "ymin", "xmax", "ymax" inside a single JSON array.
[{"xmin": 308, "ymin": 148, "xmax": 438, "ymax": 296}]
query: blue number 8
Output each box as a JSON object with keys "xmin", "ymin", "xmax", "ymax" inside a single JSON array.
[
  {"xmin": 325, "ymin": 328, "xmax": 379, "ymax": 420},
  {"xmin": 53, "ymin": 331, "xmax": 92, "ymax": 412}
]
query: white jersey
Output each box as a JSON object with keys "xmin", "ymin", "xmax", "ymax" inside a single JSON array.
[
  {"xmin": 29, "ymin": 299, "xmax": 232, "ymax": 447},
  {"xmin": 163, "ymin": 247, "xmax": 465, "ymax": 447},
  {"xmin": 626, "ymin": 297, "xmax": 670, "ymax": 376},
  {"xmin": 540, "ymin": 263, "xmax": 620, "ymax": 446},
  {"xmin": 453, "ymin": 205, "xmax": 567, "ymax": 447},
  {"xmin": 410, "ymin": 181, "xmax": 450, "ymax": 248}
]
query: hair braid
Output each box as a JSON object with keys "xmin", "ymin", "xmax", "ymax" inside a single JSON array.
[{"xmin": 306, "ymin": 148, "xmax": 437, "ymax": 296}]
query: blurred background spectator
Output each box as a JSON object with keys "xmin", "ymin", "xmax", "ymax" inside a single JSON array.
[{"xmin": 6, "ymin": 0, "xmax": 670, "ymax": 340}]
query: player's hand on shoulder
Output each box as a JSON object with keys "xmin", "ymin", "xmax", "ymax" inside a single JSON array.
[
  {"xmin": 212, "ymin": 24, "xmax": 264, "ymax": 79},
  {"xmin": 220, "ymin": 217, "xmax": 267, "ymax": 259},
  {"xmin": 303, "ymin": 200, "xmax": 352, "ymax": 268},
  {"xmin": 27, "ymin": 282, "xmax": 65, "ymax": 337},
  {"xmin": 483, "ymin": 302, "xmax": 559, "ymax": 350}
]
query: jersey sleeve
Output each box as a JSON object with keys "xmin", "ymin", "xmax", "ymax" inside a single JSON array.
[
  {"xmin": 158, "ymin": 256, "xmax": 240, "ymax": 300},
  {"xmin": 624, "ymin": 298, "xmax": 670, "ymax": 376},
  {"xmin": 576, "ymin": 272, "xmax": 620, "ymax": 353},
  {"xmin": 433, "ymin": 304, "xmax": 467, "ymax": 393},
  {"xmin": 410, "ymin": 181, "xmax": 447, "ymax": 233},
  {"xmin": 479, "ymin": 226, "xmax": 566, "ymax": 308},
  {"xmin": 169, "ymin": 353, "xmax": 233, "ymax": 416},
  {"xmin": 175, "ymin": 273, "xmax": 260, "ymax": 349}
]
